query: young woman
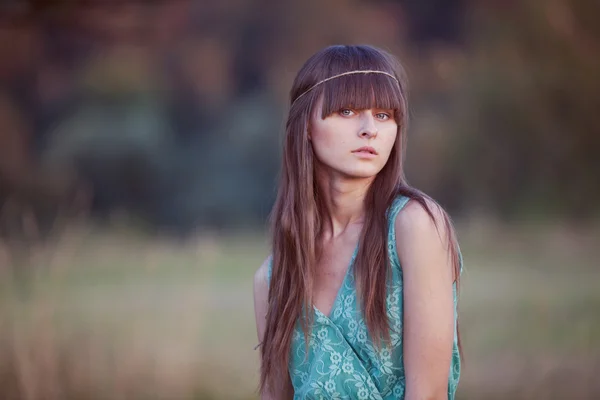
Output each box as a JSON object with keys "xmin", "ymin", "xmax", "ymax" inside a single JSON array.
[{"xmin": 253, "ymin": 45, "xmax": 462, "ymax": 400}]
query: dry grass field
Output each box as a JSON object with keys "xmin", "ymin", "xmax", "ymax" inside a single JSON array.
[{"xmin": 0, "ymin": 219, "xmax": 598, "ymax": 399}]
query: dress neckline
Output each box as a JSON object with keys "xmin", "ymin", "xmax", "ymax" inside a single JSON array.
[{"xmin": 313, "ymin": 243, "xmax": 359, "ymax": 320}]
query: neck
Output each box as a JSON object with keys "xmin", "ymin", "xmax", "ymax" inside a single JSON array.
[{"xmin": 315, "ymin": 168, "xmax": 373, "ymax": 239}]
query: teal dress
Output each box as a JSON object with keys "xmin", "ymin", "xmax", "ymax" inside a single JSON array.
[{"xmin": 268, "ymin": 196, "xmax": 462, "ymax": 399}]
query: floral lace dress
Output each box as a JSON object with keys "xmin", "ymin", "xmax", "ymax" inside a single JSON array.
[{"xmin": 268, "ymin": 196, "xmax": 461, "ymax": 399}]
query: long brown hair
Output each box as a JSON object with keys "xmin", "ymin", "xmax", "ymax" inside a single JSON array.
[{"xmin": 260, "ymin": 45, "xmax": 461, "ymax": 397}]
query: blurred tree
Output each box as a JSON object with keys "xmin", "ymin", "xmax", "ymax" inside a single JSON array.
[
  {"xmin": 440, "ymin": 0, "xmax": 600, "ymax": 220},
  {"xmin": 1, "ymin": 0, "xmax": 598, "ymax": 234},
  {"xmin": 399, "ymin": 0, "xmax": 465, "ymax": 45}
]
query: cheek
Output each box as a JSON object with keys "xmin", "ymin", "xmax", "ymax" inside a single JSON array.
[
  {"xmin": 381, "ymin": 127, "xmax": 398, "ymax": 155},
  {"xmin": 313, "ymin": 131, "xmax": 338, "ymax": 148},
  {"xmin": 311, "ymin": 127, "xmax": 346, "ymax": 157}
]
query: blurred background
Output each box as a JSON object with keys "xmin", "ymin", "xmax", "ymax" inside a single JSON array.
[{"xmin": 0, "ymin": 0, "xmax": 598, "ymax": 399}]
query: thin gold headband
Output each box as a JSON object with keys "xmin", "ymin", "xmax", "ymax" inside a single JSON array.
[{"xmin": 291, "ymin": 70, "xmax": 399, "ymax": 106}]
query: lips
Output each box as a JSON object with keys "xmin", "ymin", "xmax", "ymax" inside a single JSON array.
[{"xmin": 352, "ymin": 146, "xmax": 378, "ymax": 155}]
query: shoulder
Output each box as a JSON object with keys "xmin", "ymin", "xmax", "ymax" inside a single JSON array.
[
  {"xmin": 254, "ymin": 255, "xmax": 272, "ymax": 294},
  {"xmin": 393, "ymin": 197, "xmax": 453, "ymax": 273},
  {"xmin": 394, "ymin": 197, "xmax": 447, "ymax": 239}
]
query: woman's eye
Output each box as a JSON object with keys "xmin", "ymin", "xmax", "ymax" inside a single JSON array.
[
  {"xmin": 376, "ymin": 112, "xmax": 391, "ymax": 120},
  {"xmin": 339, "ymin": 109, "xmax": 354, "ymax": 116}
]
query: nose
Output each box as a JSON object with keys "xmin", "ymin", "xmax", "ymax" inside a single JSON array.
[{"xmin": 358, "ymin": 112, "xmax": 378, "ymax": 139}]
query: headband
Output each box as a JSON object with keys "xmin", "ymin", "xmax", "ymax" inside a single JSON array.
[{"xmin": 291, "ymin": 70, "xmax": 399, "ymax": 107}]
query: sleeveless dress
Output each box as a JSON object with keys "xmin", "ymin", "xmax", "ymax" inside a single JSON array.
[{"xmin": 267, "ymin": 195, "xmax": 462, "ymax": 399}]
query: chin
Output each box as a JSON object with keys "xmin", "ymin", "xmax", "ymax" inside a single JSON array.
[{"xmin": 344, "ymin": 168, "xmax": 382, "ymax": 179}]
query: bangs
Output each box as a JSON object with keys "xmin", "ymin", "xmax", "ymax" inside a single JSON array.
[{"xmin": 319, "ymin": 73, "xmax": 405, "ymax": 120}]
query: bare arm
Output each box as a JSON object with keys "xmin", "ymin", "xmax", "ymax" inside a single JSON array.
[
  {"xmin": 396, "ymin": 200, "xmax": 455, "ymax": 400},
  {"xmin": 253, "ymin": 256, "xmax": 277, "ymax": 400}
]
